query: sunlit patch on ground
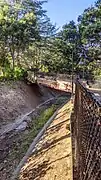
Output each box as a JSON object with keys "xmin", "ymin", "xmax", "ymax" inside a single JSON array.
[{"xmin": 19, "ymin": 101, "xmax": 73, "ymax": 180}]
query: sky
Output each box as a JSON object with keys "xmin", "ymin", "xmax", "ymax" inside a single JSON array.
[{"xmin": 43, "ymin": 0, "xmax": 95, "ymax": 28}]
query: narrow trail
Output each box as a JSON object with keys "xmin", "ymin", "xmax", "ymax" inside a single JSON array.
[{"xmin": 19, "ymin": 101, "xmax": 72, "ymax": 180}]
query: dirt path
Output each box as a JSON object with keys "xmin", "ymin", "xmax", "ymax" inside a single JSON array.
[
  {"xmin": 88, "ymin": 88, "xmax": 101, "ymax": 102},
  {"xmin": 19, "ymin": 101, "xmax": 72, "ymax": 180}
]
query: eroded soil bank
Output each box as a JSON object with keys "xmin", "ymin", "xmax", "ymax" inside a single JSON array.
[
  {"xmin": 0, "ymin": 81, "xmax": 63, "ymax": 128},
  {"xmin": 0, "ymin": 80, "xmax": 70, "ymax": 180}
]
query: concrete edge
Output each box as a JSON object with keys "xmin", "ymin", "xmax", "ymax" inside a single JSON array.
[
  {"xmin": 11, "ymin": 99, "xmax": 69, "ymax": 180},
  {"xmin": 0, "ymin": 97, "xmax": 57, "ymax": 137}
]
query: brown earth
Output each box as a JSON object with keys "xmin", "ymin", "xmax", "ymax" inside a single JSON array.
[
  {"xmin": 0, "ymin": 98, "xmax": 65, "ymax": 180},
  {"xmin": 0, "ymin": 80, "xmax": 70, "ymax": 180},
  {"xmin": 0, "ymin": 81, "xmax": 62, "ymax": 128},
  {"xmin": 19, "ymin": 101, "xmax": 72, "ymax": 180},
  {"xmin": 0, "ymin": 81, "xmax": 40, "ymax": 127}
]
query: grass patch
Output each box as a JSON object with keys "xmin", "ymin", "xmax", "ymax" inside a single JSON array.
[
  {"xmin": 7, "ymin": 96, "xmax": 69, "ymax": 177},
  {"xmin": 54, "ymin": 96, "xmax": 68, "ymax": 105},
  {"xmin": 21, "ymin": 105, "xmax": 57, "ymax": 154},
  {"xmin": 11, "ymin": 105, "xmax": 58, "ymax": 161}
]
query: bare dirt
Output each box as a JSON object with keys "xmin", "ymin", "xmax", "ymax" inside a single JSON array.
[
  {"xmin": 0, "ymin": 81, "xmax": 40, "ymax": 127},
  {"xmin": 0, "ymin": 80, "xmax": 70, "ymax": 180},
  {"xmin": 0, "ymin": 99, "xmax": 59, "ymax": 180},
  {"xmin": 0, "ymin": 81, "xmax": 61, "ymax": 128},
  {"xmin": 19, "ymin": 101, "xmax": 72, "ymax": 180}
]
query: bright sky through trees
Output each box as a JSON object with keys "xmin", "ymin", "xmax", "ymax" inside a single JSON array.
[
  {"xmin": 0, "ymin": 0, "xmax": 101, "ymax": 80},
  {"xmin": 43, "ymin": 0, "xmax": 95, "ymax": 28}
]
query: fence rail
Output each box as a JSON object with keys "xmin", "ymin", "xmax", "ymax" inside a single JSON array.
[{"xmin": 71, "ymin": 80, "xmax": 101, "ymax": 180}]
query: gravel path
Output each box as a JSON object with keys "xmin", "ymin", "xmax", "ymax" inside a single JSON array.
[{"xmin": 19, "ymin": 101, "xmax": 72, "ymax": 180}]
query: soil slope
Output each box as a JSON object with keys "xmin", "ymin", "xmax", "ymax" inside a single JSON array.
[{"xmin": 0, "ymin": 81, "xmax": 61, "ymax": 128}]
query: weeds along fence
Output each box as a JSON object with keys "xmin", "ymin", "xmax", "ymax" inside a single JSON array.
[{"xmin": 71, "ymin": 80, "xmax": 101, "ymax": 180}]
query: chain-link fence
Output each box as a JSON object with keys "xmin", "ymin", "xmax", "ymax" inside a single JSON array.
[{"xmin": 71, "ymin": 80, "xmax": 101, "ymax": 180}]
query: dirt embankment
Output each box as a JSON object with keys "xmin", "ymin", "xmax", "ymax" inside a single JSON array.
[
  {"xmin": 0, "ymin": 98, "xmax": 62, "ymax": 180},
  {"xmin": 0, "ymin": 80, "xmax": 70, "ymax": 180},
  {"xmin": 0, "ymin": 81, "xmax": 63, "ymax": 128}
]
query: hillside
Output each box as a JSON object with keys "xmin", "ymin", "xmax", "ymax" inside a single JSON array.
[{"xmin": 0, "ymin": 81, "xmax": 62, "ymax": 129}]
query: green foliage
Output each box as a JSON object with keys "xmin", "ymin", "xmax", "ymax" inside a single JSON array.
[
  {"xmin": 0, "ymin": 0, "xmax": 56, "ymax": 80},
  {"xmin": 44, "ymin": 0, "xmax": 101, "ymax": 78},
  {"xmin": 0, "ymin": 66, "xmax": 25, "ymax": 80},
  {"xmin": 42, "ymin": 21, "xmax": 80, "ymax": 74},
  {"xmin": 0, "ymin": 0, "xmax": 100, "ymax": 80}
]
